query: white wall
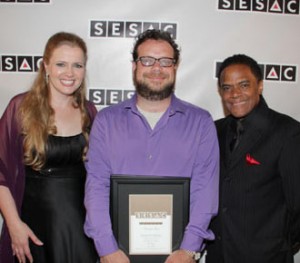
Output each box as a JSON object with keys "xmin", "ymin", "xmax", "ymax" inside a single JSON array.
[{"xmin": 0, "ymin": 0, "xmax": 299, "ymax": 261}]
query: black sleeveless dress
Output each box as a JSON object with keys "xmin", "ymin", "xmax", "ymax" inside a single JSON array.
[{"xmin": 21, "ymin": 134, "xmax": 98, "ymax": 263}]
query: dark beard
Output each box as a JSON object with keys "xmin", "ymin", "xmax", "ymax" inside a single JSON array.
[{"xmin": 134, "ymin": 78, "xmax": 175, "ymax": 101}]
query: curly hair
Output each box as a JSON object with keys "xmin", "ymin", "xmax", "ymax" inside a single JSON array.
[{"xmin": 132, "ymin": 29, "xmax": 180, "ymax": 64}]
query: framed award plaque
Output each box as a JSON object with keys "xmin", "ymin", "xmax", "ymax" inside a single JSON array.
[{"xmin": 110, "ymin": 175, "xmax": 190, "ymax": 263}]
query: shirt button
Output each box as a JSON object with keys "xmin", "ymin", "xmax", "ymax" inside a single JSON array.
[{"xmin": 148, "ymin": 154, "xmax": 152, "ymax": 160}]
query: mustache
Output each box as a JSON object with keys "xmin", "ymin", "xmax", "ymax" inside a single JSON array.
[{"xmin": 144, "ymin": 72, "xmax": 168, "ymax": 78}]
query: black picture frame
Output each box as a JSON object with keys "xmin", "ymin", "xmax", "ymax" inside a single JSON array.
[{"xmin": 110, "ymin": 175, "xmax": 190, "ymax": 263}]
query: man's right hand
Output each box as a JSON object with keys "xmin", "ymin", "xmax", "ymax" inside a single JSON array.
[{"xmin": 100, "ymin": 250, "xmax": 130, "ymax": 263}]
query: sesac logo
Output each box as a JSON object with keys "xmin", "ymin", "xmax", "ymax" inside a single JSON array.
[
  {"xmin": 88, "ymin": 88, "xmax": 135, "ymax": 107},
  {"xmin": 0, "ymin": 0, "xmax": 50, "ymax": 3},
  {"xmin": 1, "ymin": 55, "xmax": 42, "ymax": 73},
  {"xmin": 218, "ymin": 0, "xmax": 300, "ymax": 15},
  {"xmin": 215, "ymin": 61, "xmax": 297, "ymax": 82},
  {"xmin": 265, "ymin": 64, "xmax": 297, "ymax": 81},
  {"xmin": 90, "ymin": 20, "xmax": 177, "ymax": 39}
]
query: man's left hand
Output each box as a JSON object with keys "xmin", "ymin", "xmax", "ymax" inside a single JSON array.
[{"xmin": 164, "ymin": 249, "xmax": 196, "ymax": 263}]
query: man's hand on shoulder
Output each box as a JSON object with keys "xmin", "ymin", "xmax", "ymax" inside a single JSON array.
[
  {"xmin": 100, "ymin": 250, "xmax": 130, "ymax": 263},
  {"xmin": 164, "ymin": 249, "xmax": 196, "ymax": 263}
]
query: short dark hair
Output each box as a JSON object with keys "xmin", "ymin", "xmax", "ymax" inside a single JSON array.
[
  {"xmin": 217, "ymin": 54, "xmax": 263, "ymax": 86},
  {"xmin": 132, "ymin": 29, "xmax": 180, "ymax": 63}
]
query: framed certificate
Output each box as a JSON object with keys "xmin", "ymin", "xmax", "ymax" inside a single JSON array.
[{"xmin": 110, "ymin": 175, "xmax": 190, "ymax": 263}]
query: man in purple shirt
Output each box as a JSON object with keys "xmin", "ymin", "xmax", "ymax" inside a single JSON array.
[{"xmin": 84, "ymin": 29, "xmax": 219, "ymax": 263}]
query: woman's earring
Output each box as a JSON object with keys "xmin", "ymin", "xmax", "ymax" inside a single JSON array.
[{"xmin": 45, "ymin": 73, "xmax": 49, "ymax": 84}]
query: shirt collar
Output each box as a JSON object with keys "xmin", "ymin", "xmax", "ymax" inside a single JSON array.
[{"xmin": 123, "ymin": 93, "xmax": 187, "ymax": 116}]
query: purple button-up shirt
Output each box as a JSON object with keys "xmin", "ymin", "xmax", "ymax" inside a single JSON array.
[{"xmin": 84, "ymin": 94, "xmax": 219, "ymax": 256}]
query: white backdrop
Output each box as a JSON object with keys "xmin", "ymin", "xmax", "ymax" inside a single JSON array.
[{"xmin": 1, "ymin": 0, "xmax": 300, "ymax": 261}]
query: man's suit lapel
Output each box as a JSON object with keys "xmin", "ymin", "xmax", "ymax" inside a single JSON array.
[
  {"xmin": 219, "ymin": 122, "xmax": 230, "ymax": 167},
  {"xmin": 220, "ymin": 119, "xmax": 268, "ymax": 170},
  {"xmin": 217, "ymin": 97, "xmax": 271, "ymax": 170},
  {"xmin": 228, "ymin": 126, "xmax": 264, "ymax": 168}
]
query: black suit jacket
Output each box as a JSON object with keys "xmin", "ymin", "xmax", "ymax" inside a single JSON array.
[{"xmin": 206, "ymin": 97, "xmax": 300, "ymax": 263}]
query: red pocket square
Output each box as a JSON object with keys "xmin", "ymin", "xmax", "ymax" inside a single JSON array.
[{"xmin": 246, "ymin": 154, "xmax": 260, "ymax": 165}]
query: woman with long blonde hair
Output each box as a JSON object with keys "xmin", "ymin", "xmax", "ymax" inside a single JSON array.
[{"xmin": 0, "ymin": 32, "xmax": 98, "ymax": 263}]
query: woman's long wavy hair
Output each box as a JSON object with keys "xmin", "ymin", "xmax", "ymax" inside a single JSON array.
[{"xmin": 19, "ymin": 32, "xmax": 91, "ymax": 171}]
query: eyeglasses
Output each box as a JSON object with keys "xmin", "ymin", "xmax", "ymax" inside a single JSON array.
[{"xmin": 136, "ymin": 56, "xmax": 176, "ymax": 67}]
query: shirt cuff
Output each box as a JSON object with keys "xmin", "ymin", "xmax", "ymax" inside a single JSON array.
[
  {"xmin": 180, "ymin": 232, "xmax": 204, "ymax": 252},
  {"xmin": 94, "ymin": 234, "xmax": 119, "ymax": 256}
]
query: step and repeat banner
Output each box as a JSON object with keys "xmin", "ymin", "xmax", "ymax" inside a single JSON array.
[{"xmin": 0, "ymin": 0, "xmax": 299, "ymax": 262}]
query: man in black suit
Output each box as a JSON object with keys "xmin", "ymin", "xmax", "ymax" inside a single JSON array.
[{"xmin": 205, "ymin": 54, "xmax": 300, "ymax": 263}]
